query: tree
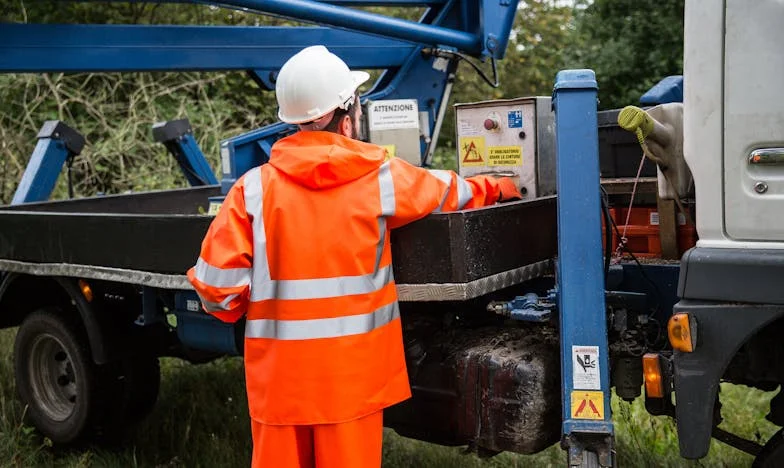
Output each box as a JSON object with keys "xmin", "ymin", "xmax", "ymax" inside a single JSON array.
[
  {"xmin": 431, "ymin": 0, "xmax": 577, "ymax": 169},
  {"xmin": 565, "ymin": 0, "xmax": 685, "ymax": 109}
]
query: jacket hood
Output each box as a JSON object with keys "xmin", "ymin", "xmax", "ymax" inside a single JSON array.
[{"xmin": 268, "ymin": 131, "xmax": 388, "ymax": 189}]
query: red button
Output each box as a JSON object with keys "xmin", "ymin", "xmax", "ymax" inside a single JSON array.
[{"xmin": 484, "ymin": 118, "xmax": 497, "ymax": 130}]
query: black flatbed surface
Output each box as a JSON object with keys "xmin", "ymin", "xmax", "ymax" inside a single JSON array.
[{"xmin": 0, "ymin": 186, "xmax": 557, "ymax": 284}]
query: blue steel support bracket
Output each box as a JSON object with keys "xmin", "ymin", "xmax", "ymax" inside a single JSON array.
[
  {"xmin": 552, "ymin": 69, "xmax": 614, "ymax": 467},
  {"xmin": 487, "ymin": 292, "xmax": 557, "ymax": 323},
  {"xmin": 152, "ymin": 119, "xmax": 218, "ymax": 186},
  {"xmin": 174, "ymin": 291, "xmax": 240, "ymax": 356},
  {"xmin": 11, "ymin": 121, "xmax": 85, "ymax": 205},
  {"xmin": 640, "ymin": 75, "xmax": 684, "ymax": 105}
]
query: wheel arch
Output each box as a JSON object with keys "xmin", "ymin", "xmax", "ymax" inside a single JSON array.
[
  {"xmin": 672, "ymin": 300, "xmax": 784, "ymax": 459},
  {"xmin": 0, "ymin": 274, "xmax": 110, "ymax": 364}
]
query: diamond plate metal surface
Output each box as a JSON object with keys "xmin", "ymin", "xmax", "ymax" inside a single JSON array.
[
  {"xmin": 396, "ymin": 260, "xmax": 554, "ymax": 301},
  {"xmin": 0, "ymin": 258, "xmax": 554, "ymax": 302}
]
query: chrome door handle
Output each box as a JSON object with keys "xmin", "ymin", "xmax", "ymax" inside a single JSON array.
[{"xmin": 749, "ymin": 148, "xmax": 784, "ymax": 165}]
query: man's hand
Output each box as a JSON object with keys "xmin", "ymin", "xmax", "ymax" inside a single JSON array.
[{"xmin": 497, "ymin": 177, "xmax": 523, "ymax": 202}]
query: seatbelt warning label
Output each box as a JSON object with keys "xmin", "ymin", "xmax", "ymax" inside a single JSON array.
[
  {"xmin": 572, "ymin": 345, "xmax": 601, "ymax": 390},
  {"xmin": 508, "ymin": 110, "xmax": 523, "ymax": 128},
  {"xmin": 459, "ymin": 136, "xmax": 486, "ymax": 166},
  {"xmin": 488, "ymin": 146, "xmax": 522, "ymax": 166},
  {"xmin": 368, "ymin": 99, "xmax": 420, "ymax": 131},
  {"xmin": 571, "ymin": 391, "xmax": 604, "ymax": 420}
]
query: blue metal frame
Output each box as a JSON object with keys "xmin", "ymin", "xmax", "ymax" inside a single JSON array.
[
  {"xmin": 218, "ymin": 1, "xmax": 465, "ymax": 191},
  {"xmin": 0, "ymin": 0, "xmax": 519, "ymax": 68},
  {"xmin": 12, "ymin": 139, "xmax": 72, "ymax": 205},
  {"xmin": 552, "ymin": 69, "xmax": 614, "ymax": 463},
  {"xmin": 2, "ymin": 0, "xmax": 519, "ymax": 196},
  {"xmin": 640, "ymin": 75, "xmax": 684, "ymax": 105},
  {"xmin": 0, "ymin": 25, "xmax": 419, "ymax": 73},
  {"xmin": 169, "ymin": 134, "xmax": 220, "ymax": 186},
  {"xmin": 11, "ymin": 121, "xmax": 85, "ymax": 205},
  {"xmin": 174, "ymin": 291, "xmax": 239, "ymax": 355}
]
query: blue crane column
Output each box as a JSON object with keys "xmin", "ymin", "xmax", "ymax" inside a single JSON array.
[
  {"xmin": 552, "ymin": 69, "xmax": 614, "ymax": 466},
  {"xmin": 11, "ymin": 121, "xmax": 85, "ymax": 205}
]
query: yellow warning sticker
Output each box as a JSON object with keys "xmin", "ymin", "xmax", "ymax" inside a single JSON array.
[
  {"xmin": 207, "ymin": 202, "xmax": 222, "ymax": 216},
  {"xmin": 488, "ymin": 146, "xmax": 522, "ymax": 166},
  {"xmin": 382, "ymin": 144, "xmax": 396, "ymax": 158},
  {"xmin": 571, "ymin": 391, "xmax": 605, "ymax": 420},
  {"xmin": 459, "ymin": 136, "xmax": 486, "ymax": 167}
]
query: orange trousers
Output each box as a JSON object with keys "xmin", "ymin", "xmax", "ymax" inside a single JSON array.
[{"xmin": 250, "ymin": 411, "xmax": 383, "ymax": 468}]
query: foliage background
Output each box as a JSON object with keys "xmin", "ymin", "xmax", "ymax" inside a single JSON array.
[{"xmin": 0, "ymin": 0, "xmax": 684, "ymax": 203}]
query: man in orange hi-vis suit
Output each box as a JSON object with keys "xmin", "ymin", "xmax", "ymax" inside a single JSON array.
[{"xmin": 187, "ymin": 45, "xmax": 522, "ymax": 468}]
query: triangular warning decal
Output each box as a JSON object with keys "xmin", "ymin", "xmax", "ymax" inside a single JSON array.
[
  {"xmin": 459, "ymin": 136, "xmax": 485, "ymax": 167},
  {"xmin": 570, "ymin": 391, "xmax": 605, "ymax": 420},
  {"xmin": 463, "ymin": 141, "xmax": 483, "ymax": 163}
]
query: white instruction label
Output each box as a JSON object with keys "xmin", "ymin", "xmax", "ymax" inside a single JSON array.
[
  {"xmin": 572, "ymin": 345, "xmax": 601, "ymax": 390},
  {"xmin": 186, "ymin": 300, "xmax": 200, "ymax": 312},
  {"xmin": 650, "ymin": 211, "xmax": 686, "ymax": 226},
  {"xmin": 368, "ymin": 99, "xmax": 420, "ymax": 131},
  {"xmin": 220, "ymin": 145, "xmax": 231, "ymax": 176},
  {"xmin": 458, "ymin": 119, "xmax": 479, "ymax": 136},
  {"xmin": 432, "ymin": 57, "xmax": 449, "ymax": 72}
]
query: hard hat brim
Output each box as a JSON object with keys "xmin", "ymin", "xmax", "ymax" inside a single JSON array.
[{"xmin": 351, "ymin": 70, "xmax": 371, "ymax": 89}]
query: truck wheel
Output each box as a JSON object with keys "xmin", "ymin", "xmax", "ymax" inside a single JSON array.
[
  {"xmin": 753, "ymin": 428, "xmax": 784, "ymax": 468},
  {"xmin": 13, "ymin": 308, "xmax": 103, "ymax": 444}
]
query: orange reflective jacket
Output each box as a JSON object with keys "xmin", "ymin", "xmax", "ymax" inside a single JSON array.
[{"xmin": 187, "ymin": 131, "xmax": 506, "ymax": 425}]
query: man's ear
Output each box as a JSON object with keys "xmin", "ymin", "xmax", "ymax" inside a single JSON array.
[{"xmin": 337, "ymin": 114, "xmax": 353, "ymax": 138}]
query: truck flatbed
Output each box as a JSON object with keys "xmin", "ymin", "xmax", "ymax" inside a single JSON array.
[{"xmin": 0, "ymin": 187, "xmax": 557, "ymax": 301}]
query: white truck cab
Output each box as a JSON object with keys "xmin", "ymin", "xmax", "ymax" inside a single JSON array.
[{"xmin": 685, "ymin": 0, "xmax": 784, "ymax": 247}]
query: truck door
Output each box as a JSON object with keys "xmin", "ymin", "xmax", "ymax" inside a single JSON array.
[{"xmin": 723, "ymin": 0, "xmax": 784, "ymax": 241}]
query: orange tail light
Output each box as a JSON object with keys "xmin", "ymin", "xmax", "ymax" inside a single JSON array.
[
  {"xmin": 668, "ymin": 313, "xmax": 695, "ymax": 352},
  {"xmin": 643, "ymin": 353, "xmax": 664, "ymax": 398}
]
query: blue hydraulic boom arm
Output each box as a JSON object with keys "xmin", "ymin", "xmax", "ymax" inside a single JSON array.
[{"xmin": 1, "ymin": 0, "xmax": 520, "ymax": 198}]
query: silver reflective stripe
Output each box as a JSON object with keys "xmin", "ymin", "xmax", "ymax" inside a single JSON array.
[
  {"xmin": 428, "ymin": 169, "xmax": 452, "ymax": 185},
  {"xmin": 378, "ymin": 161, "xmax": 395, "ymax": 216},
  {"xmin": 251, "ymin": 265, "xmax": 393, "ymax": 301},
  {"xmin": 456, "ymin": 176, "xmax": 474, "ymax": 209},
  {"xmin": 193, "ymin": 257, "xmax": 250, "ymax": 288},
  {"xmin": 244, "ymin": 164, "xmax": 396, "ymax": 302},
  {"xmin": 245, "ymin": 301, "xmax": 400, "ymax": 340},
  {"xmin": 201, "ymin": 293, "xmax": 238, "ymax": 312},
  {"xmin": 428, "ymin": 169, "xmax": 452, "ymax": 213},
  {"xmin": 245, "ymin": 168, "xmax": 274, "ymax": 302},
  {"xmin": 375, "ymin": 161, "xmax": 396, "ymax": 271}
]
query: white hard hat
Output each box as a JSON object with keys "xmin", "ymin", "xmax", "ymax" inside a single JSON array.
[{"xmin": 276, "ymin": 45, "xmax": 370, "ymax": 125}]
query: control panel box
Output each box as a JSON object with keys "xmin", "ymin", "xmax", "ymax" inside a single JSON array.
[{"xmin": 455, "ymin": 97, "xmax": 555, "ymax": 199}]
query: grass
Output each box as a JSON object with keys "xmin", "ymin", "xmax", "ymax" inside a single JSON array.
[{"xmin": 0, "ymin": 328, "xmax": 778, "ymax": 468}]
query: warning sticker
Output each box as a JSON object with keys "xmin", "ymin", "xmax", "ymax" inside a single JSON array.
[
  {"xmin": 368, "ymin": 99, "xmax": 419, "ymax": 131},
  {"xmin": 508, "ymin": 110, "xmax": 523, "ymax": 128},
  {"xmin": 460, "ymin": 136, "xmax": 486, "ymax": 167},
  {"xmin": 488, "ymin": 146, "xmax": 522, "ymax": 166},
  {"xmin": 571, "ymin": 391, "xmax": 605, "ymax": 420},
  {"xmin": 381, "ymin": 145, "xmax": 396, "ymax": 158},
  {"xmin": 572, "ymin": 345, "xmax": 601, "ymax": 390},
  {"xmin": 208, "ymin": 201, "xmax": 222, "ymax": 216}
]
